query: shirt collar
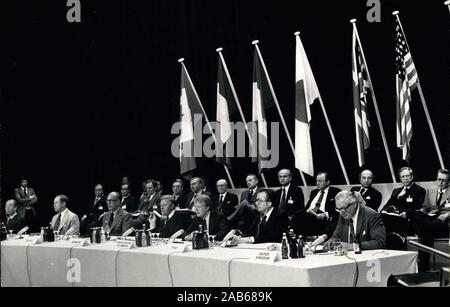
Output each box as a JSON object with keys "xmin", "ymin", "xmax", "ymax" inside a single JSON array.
[
  {"xmin": 263, "ymin": 207, "xmax": 274, "ymax": 220},
  {"xmin": 60, "ymin": 208, "xmax": 68, "ymax": 217},
  {"xmin": 8, "ymin": 212, "xmax": 17, "ymax": 220},
  {"xmin": 220, "ymin": 192, "xmax": 227, "ymax": 198},
  {"xmin": 167, "ymin": 209, "xmax": 175, "ymax": 220}
]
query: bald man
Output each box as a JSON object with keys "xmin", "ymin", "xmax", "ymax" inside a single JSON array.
[
  {"xmin": 212, "ymin": 179, "xmax": 239, "ymax": 218},
  {"xmin": 350, "ymin": 170, "xmax": 382, "ymax": 211},
  {"xmin": 4, "ymin": 199, "xmax": 26, "ymax": 234},
  {"xmin": 274, "ymin": 169, "xmax": 305, "ymax": 218},
  {"xmin": 101, "ymin": 192, "xmax": 133, "ymax": 236}
]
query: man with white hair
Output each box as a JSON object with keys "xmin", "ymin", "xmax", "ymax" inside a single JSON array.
[
  {"xmin": 212, "ymin": 179, "xmax": 239, "ymax": 218},
  {"xmin": 4, "ymin": 199, "xmax": 26, "ymax": 234},
  {"xmin": 324, "ymin": 190, "xmax": 386, "ymax": 251}
]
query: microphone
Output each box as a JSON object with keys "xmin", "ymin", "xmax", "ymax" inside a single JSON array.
[
  {"xmin": 121, "ymin": 227, "xmax": 135, "ymax": 237},
  {"xmin": 310, "ymin": 234, "xmax": 328, "ymax": 247},
  {"xmin": 17, "ymin": 226, "xmax": 29, "ymax": 236}
]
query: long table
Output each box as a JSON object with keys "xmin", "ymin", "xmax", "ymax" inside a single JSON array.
[{"xmin": 1, "ymin": 237, "xmax": 417, "ymax": 287}]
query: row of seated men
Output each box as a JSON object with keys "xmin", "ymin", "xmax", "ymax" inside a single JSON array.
[{"xmin": 4, "ymin": 168, "xmax": 449, "ymax": 271}]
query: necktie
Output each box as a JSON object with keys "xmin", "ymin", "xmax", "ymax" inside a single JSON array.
[
  {"xmin": 279, "ymin": 187, "xmax": 287, "ymax": 211},
  {"xmin": 314, "ymin": 191, "xmax": 325, "ymax": 212},
  {"xmin": 108, "ymin": 212, "xmax": 114, "ymax": 227},
  {"xmin": 360, "ymin": 187, "xmax": 367, "ymax": 196},
  {"xmin": 160, "ymin": 217, "xmax": 167, "ymax": 232},
  {"xmin": 257, "ymin": 215, "xmax": 267, "ymax": 237},
  {"xmin": 398, "ymin": 187, "xmax": 408, "ymax": 198},
  {"xmin": 53, "ymin": 213, "xmax": 61, "ymax": 230},
  {"xmin": 436, "ymin": 190, "xmax": 443, "ymax": 206},
  {"xmin": 24, "ymin": 188, "xmax": 27, "ymax": 197},
  {"xmin": 247, "ymin": 190, "xmax": 254, "ymax": 202},
  {"xmin": 349, "ymin": 219, "xmax": 356, "ymax": 243},
  {"xmin": 219, "ymin": 195, "xmax": 224, "ymax": 205}
]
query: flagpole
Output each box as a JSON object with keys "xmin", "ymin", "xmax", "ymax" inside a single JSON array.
[
  {"xmin": 178, "ymin": 58, "xmax": 236, "ymax": 188},
  {"xmin": 252, "ymin": 40, "xmax": 307, "ymax": 186},
  {"xmin": 216, "ymin": 48, "xmax": 269, "ymax": 188},
  {"xmin": 350, "ymin": 19, "xmax": 397, "ymax": 183},
  {"xmin": 392, "ymin": 11, "xmax": 446, "ymax": 169}
]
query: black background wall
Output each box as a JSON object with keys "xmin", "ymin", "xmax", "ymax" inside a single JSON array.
[{"xmin": 1, "ymin": 0, "xmax": 449, "ymax": 225}]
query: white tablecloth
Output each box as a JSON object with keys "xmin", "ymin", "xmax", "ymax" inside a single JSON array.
[{"xmin": 1, "ymin": 238, "xmax": 417, "ymax": 287}]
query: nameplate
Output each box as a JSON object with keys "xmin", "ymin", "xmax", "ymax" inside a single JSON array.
[
  {"xmin": 117, "ymin": 240, "xmax": 135, "ymax": 249},
  {"xmin": 25, "ymin": 236, "xmax": 42, "ymax": 244},
  {"xmin": 167, "ymin": 242, "xmax": 188, "ymax": 253},
  {"xmin": 69, "ymin": 238, "xmax": 90, "ymax": 246},
  {"xmin": 252, "ymin": 250, "xmax": 279, "ymax": 263}
]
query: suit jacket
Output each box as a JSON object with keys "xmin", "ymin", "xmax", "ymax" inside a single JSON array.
[
  {"xmin": 212, "ymin": 192, "xmax": 239, "ymax": 218},
  {"xmin": 381, "ymin": 182, "xmax": 426, "ymax": 213},
  {"xmin": 243, "ymin": 208, "xmax": 288, "ymax": 243},
  {"xmin": 155, "ymin": 210, "xmax": 193, "ymax": 238},
  {"xmin": 421, "ymin": 187, "xmax": 450, "ymax": 214},
  {"xmin": 330, "ymin": 205, "xmax": 386, "ymax": 250},
  {"xmin": 173, "ymin": 192, "xmax": 188, "ymax": 208},
  {"xmin": 51, "ymin": 209, "xmax": 80, "ymax": 235},
  {"xmin": 138, "ymin": 193, "xmax": 161, "ymax": 213},
  {"xmin": 185, "ymin": 191, "xmax": 212, "ymax": 210},
  {"xmin": 185, "ymin": 210, "xmax": 230, "ymax": 241},
  {"xmin": 305, "ymin": 186, "xmax": 341, "ymax": 222},
  {"xmin": 121, "ymin": 195, "xmax": 138, "ymax": 213},
  {"xmin": 240, "ymin": 187, "xmax": 261, "ymax": 205},
  {"xmin": 350, "ymin": 186, "xmax": 382, "ymax": 212},
  {"xmin": 101, "ymin": 208, "xmax": 133, "ymax": 236},
  {"xmin": 14, "ymin": 187, "xmax": 38, "ymax": 218},
  {"xmin": 5, "ymin": 214, "xmax": 27, "ymax": 234},
  {"xmin": 274, "ymin": 185, "xmax": 305, "ymax": 217},
  {"xmin": 86, "ymin": 195, "xmax": 108, "ymax": 219}
]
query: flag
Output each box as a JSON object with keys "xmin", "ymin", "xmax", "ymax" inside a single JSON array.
[
  {"xmin": 294, "ymin": 34, "xmax": 320, "ymax": 176},
  {"xmin": 179, "ymin": 63, "xmax": 203, "ymax": 177},
  {"xmin": 252, "ymin": 49, "xmax": 274, "ymax": 173},
  {"xmin": 395, "ymin": 18, "xmax": 418, "ymax": 162},
  {"xmin": 216, "ymin": 56, "xmax": 238, "ymax": 168},
  {"xmin": 352, "ymin": 27, "xmax": 371, "ymax": 167}
]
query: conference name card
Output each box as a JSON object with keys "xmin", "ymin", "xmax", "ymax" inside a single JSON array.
[
  {"xmin": 167, "ymin": 242, "xmax": 188, "ymax": 253},
  {"xmin": 252, "ymin": 250, "xmax": 279, "ymax": 263},
  {"xmin": 117, "ymin": 239, "xmax": 135, "ymax": 249},
  {"xmin": 69, "ymin": 238, "xmax": 90, "ymax": 246},
  {"xmin": 25, "ymin": 236, "xmax": 42, "ymax": 244}
]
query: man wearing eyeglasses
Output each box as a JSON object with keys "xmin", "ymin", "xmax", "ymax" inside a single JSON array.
[
  {"xmin": 324, "ymin": 190, "xmax": 386, "ymax": 251},
  {"xmin": 101, "ymin": 192, "xmax": 133, "ymax": 236},
  {"xmin": 407, "ymin": 169, "xmax": 450, "ymax": 271}
]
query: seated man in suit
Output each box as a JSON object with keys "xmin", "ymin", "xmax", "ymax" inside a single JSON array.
[
  {"xmin": 132, "ymin": 179, "xmax": 161, "ymax": 229},
  {"xmin": 185, "ymin": 194, "xmax": 229, "ymax": 241},
  {"xmin": 274, "ymin": 169, "xmax": 305, "ymax": 223},
  {"xmin": 172, "ymin": 179, "xmax": 188, "ymax": 208},
  {"xmin": 407, "ymin": 169, "xmax": 450, "ymax": 271},
  {"xmin": 101, "ymin": 192, "xmax": 133, "ymax": 236},
  {"xmin": 4, "ymin": 199, "xmax": 26, "ymax": 234},
  {"xmin": 350, "ymin": 169, "xmax": 382, "ymax": 212},
  {"xmin": 137, "ymin": 180, "xmax": 148, "ymax": 211},
  {"xmin": 80, "ymin": 184, "xmax": 108, "ymax": 235},
  {"xmin": 229, "ymin": 189, "xmax": 288, "ymax": 244},
  {"xmin": 324, "ymin": 191, "xmax": 386, "ymax": 251},
  {"xmin": 212, "ymin": 179, "xmax": 239, "ymax": 218},
  {"xmin": 14, "ymin": 177, "xmax": 38, "ymax": 231},
  {"xmin": 120, "ymin": 184, "xmax": 137, "ymax": 212},
  {"xmin": 295, "ymin": 172, "xmax": 341, "ymax": 237},
  {"xmin": 185, "ymin": 177, "xmax": 212, "ymax": 209},
  {"xmin": 228, "ymin": 174, "xmax": 261, "ymax": 231},
  {"xmin": 149, "ymin": 195, "xmax": 192, "ymax": 238},
  {"xmin": 50, "ymin": 195, "xmax": 80, "ymax": 236},
  {"xmin": 381, "ymin": 167, "xmax": 426, "ymax": 236}
]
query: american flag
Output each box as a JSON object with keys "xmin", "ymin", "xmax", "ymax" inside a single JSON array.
[
  {"xmin": 395, "ymin": 18, "xmax": 418, "ymax": 162},
  {"xmin": 352, "ymin": 27, "xmax": 371, "ymax": 166}
]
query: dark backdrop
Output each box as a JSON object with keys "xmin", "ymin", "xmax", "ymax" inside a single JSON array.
[{"xmin": 1, "ymin": 0, "xmax": 449, "ymax": 224}]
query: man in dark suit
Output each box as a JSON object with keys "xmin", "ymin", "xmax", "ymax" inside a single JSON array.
[
  {"xmin": 185, "ymin": 194, "xmax": 229, "ymax": 241},
  {"xmin": 230, "ymin": 189, "xmax": 288, "ymax": 244},
  {"xmin": 101, "ymin": 192, "xmax": 133, "ymax": 236},
  {"xmin": 149, "ymin": 195, "xmax": 192, "ymax": 238},
  {"xmin": 14, "ymin": 177, "xmax": 38, "ymax": 231},
  {"xmin": 185, "ymin": 177, "xmax": 212, "ymax": 209},
  {"xmin": 80, "ymin": 184, "xmax": 108, "ymax": 236},
  {"xmin": 212, "ymin": 179, "xmax": 239, "ymax": 218},
  {"xmin": 295, "ymin": 172, "xmax": 341, "ymax": 237},
  {"xmin": 4, "ymin": 199, "xmax": 26, "ymax": 234},
  {"xmin": 120, "ymin": 184, "xmax": 137, "ymax": 212},
  {"xmin": 133, "ymin": 179, "xmax": 161, "ymax": 229},
  {"xmin": 407, "ymin": 169, "xmax": 450, "ymax": 271},
  {"xmin": 324, "ymin": 190, "xmax": 386, "ymax": 251},
  {"xmin": 350, "ymin": 169, "xmax": 382, "ymax": 212},
  {"xmin": 239, "ymin": 174, "xmax": 261, "ymax": 205},
  {"xmin": 381, "ymin": 167, "xmax": 426, "ymax": 235},
  {"xmin": 172, "ymin": 179, "xmax": 188, "ymax": 208},
  {"xmin": 274, "ymin": 169, "xmax": 305, "ymax": 219}
]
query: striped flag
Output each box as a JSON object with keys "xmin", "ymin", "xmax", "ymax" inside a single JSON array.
[
  {"xmin": 294, "ymin": 33, "xmax": 319, "ymax": 176},
  {"xmin": 179, "ymin": 63, "xmax": 203, "ymax": 177},
  {"xmin": 352, "ymin": 27, "xmax": 371, "ymax": 167},
  {"xmin": 395, "ymin": 18, "xmax": 418, "ymax": 162},
  {"xmin": 216, "ymin": 55, "xmax": 238, "ymax": 168},
  {"xmin": 252, "ymin": 49, "xmax": 274, "ymax": 173}
]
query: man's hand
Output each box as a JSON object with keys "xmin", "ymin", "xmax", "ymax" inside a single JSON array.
[
  {"xmin": 437, "ymin": 213, "xmax": 449, "ymax": 222},
  {"xmin": 399, "ymin": 212, "xmax": 407, "ymax": 219},
  {"xmin": 316, "ymin": 213, "xmax": 327, "ymax": 220},
  {"xmin": 229, "ymin": 235, "xmax": 241, "ymax": 245},
  {"xmin": 184, "ymin": 233, "xmax": 193, "ymax": 241}
]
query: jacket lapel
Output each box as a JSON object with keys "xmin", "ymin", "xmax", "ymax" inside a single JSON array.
[
  {"xmin": 59, "ymin": 211, "xmax": 69, "ymax": 231},
  {"xmin": 110, "ymin": 210, "xmax": 121, "ymax": 231},
  {"xmin": 440, "ymin": 189, "xmax": 450, "ymax": 207},
  {"xmin": 355, "ymin": 207, "xmax": 365, "ymax": 236}
]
